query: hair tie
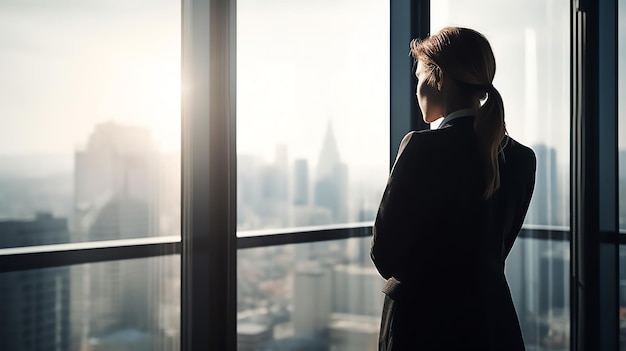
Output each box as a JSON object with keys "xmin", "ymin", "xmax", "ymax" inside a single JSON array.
[{"xmin": 483, "ymin": 83, "xmax": 494, "ymax": 91}]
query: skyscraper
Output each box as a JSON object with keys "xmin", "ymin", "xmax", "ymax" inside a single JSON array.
[
  {"xmin": 0, "ymin": 214, "xmax": 71, "ymax": 351},
  {"xmin": 293, "ymin": 263, "xmax": 331, "ymax": 338},
  {"xmin": 332, "ymin": 264, "xmax": 385, "ymax": 317},
  {"xmin": 314, "ymin": 122, "xmax": 348, "ymax": 223},
  {"xmin": 71, "ymin": 123, "xmax": 164, "ymax": 350},
  {"xmin": 293, "ymin": 159, "xmax": 309, "ymax": 206},
  {"xmin": 527, "ymin": 144, "xmax": 562, "ymax": 226},
  {"xmin": 73, "ymin": 122, "xmax": 160, "ymax": 241}
]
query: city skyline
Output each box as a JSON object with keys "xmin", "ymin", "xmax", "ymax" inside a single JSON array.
[
  {"xmin": 1, "ymin": 1, "xmax": 625, "ymax": 350},
  {"xmin": 0, "ymin": 121, "xmax": 599, "ymax": 351}
]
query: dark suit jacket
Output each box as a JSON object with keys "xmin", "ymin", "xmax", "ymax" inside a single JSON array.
[{"xmin": 371, "ymin": 116, "xmax": 536, "ymax": 351}]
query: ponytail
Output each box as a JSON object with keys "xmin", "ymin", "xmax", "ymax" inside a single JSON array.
[
  {"xmin": 474, "ymin": 84, "xmax": 505, "ymax": 199},
  {"xmin": 410, "ymin": 26, "xmax": 505, "ymax": 198}
]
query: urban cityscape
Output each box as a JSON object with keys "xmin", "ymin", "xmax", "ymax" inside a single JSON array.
[
  {"xmin": 8, "ymin": 0, "xmax": 626, "ymax": 350},
  {"xmin": 0, "ymin": 118, "xmax": 608, "ymax": 351}
]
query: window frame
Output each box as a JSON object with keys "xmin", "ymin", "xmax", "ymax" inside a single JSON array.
[
  {"xmin": 571, "ymin": 0, "xmax": 620, "ymax": 350},
  {"xmin": 0, "ymin": 0, "xmax": 622, "ymax": 350}
]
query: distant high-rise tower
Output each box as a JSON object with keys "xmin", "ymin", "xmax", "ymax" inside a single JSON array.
[
  {"xmin": 0, "ymin": 214, "xmax": 71, "ymax": 351},
  {"xmin": 293, "ymin": 263, "xmax": 331, "ymax": 338},
  {"xmin": 314, "ymin": 122, "xmax": 348, "ymax": 223},
  {"xmin": 293, "ymin": 159, "xmax": 309, "ymax": 206},
  {"xmin": 71, "ymin": 122, "xmax": 163, "ymax": 350},
  {"xmin": 527, "ymin": 144, "xmax": 562, "ymax": 226},
  {"xmin": 73, "ymin": 122, "xmax": 160, "ymax": 241},
  {"xmin": 332, "ymin": 264, "xmax": 385, "ymax": 317},
  {"xmin": 316, "ymin": 123, "xmax": 341, "ymax": 181}
]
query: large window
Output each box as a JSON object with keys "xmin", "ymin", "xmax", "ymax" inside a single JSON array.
[
  {"xmin": 0, "ymin": 1, "xmax": 181, "ymax": 246},
  {"xmin": 235, "ymin": 1, "xmax": 389, "ymax": 349},
  {"xmin": 0, "ymin": 1, "xmax": 181, "ymax": 350},
  {"xmin": 236, "ymin": 0, "xmax": 389, "ymax": 233},
  {"xmin": 431, "ymin": 1, "xmax": 570, "ymax": 349},
  {"xmin": 2, "ymin": 1, "xmax": 625, "ymax": 351}
]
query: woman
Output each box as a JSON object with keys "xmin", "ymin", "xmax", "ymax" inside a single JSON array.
[{"xmin": 371, "ymin": 27, "xmax": 536, "ymax": 350}]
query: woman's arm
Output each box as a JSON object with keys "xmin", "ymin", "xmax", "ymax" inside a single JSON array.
[
  {"xmin": 370, "ymin": 132, "xmax": 420, "ymax": 279},
  {"xmin": 502, "ymin": 145, "xmax": 537, "ymax": 259}
]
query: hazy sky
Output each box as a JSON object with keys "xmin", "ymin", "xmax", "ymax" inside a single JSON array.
[
  {"xmin": 432, "ymin": 0, "xmax": 571, "ymax": 165},
  {"xmin": 236, "ymin": 0, "xmax": 389, "ymax": 166},
  {"xmin": 0, "ymin": 0, "xmax": 181, "ymax": 155},
  {"xmin": 0, "ymin": 0, "xmax": 390, "ymax": 172},
  {"xmin": 2, "ymin": 0, "xmax": 626, "ymax": 173}
]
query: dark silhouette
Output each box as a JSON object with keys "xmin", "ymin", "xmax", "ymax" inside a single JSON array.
[{"xmin": 371, "ymin": 27, "xmax": 536, "ymax": 350}]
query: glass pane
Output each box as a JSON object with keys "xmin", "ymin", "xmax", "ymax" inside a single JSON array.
[
  {"xmin": 236, "ymin": 0, "xmax": 389, "ymax": 234},
  {"xmin": 238, "ymin": 237, "xmax": 383, "ymax": 351},
  {"xmin": 506, "ymin": 236, "xmax": 570, "ymax": 350},
  {"xmin": 431, "ymin": 1, "xmax": 570, "ymax": 350},
  {"xmin": 0, "ymin": 1, "xmax": 181, "ymax": 247},
  {"xmin": 0, "ymin": 255, "xmax": 180, "ymax": 351},
  {"xmin": 431, "ymin": 0, "xmax": 570, "ymax": 229}
]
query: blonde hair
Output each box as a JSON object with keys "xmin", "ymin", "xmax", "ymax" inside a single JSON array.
[{"xmin": 410, "ymin": 27, "xmax": 506, "ymax": 199}]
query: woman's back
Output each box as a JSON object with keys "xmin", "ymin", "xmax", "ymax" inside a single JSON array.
[
  {"xmin": 373, "ymin": 26, "xmax": 536, "ymax": 350},
  {"xmin": 371, "ymin": 116, "xmax": 536, "ymax": 350}
]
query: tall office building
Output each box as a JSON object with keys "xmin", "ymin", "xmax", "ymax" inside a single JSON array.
[
  {"xmin": 237, "ymin": 154, "xmax": 263, "ymax": 230},
  {"xmin": 332, "ymin": 264, "xmax": 385, "ymax": 317},
  {"xmin": 73, "ymin": 122, "xmax": 160, "ymax": 241},
  {"xmin": 0, "ymin": 212, "xmax": 68, "ymax": 248},
  {"xmin": 527, "ymin": 144, "xmax": 563, "ymax": 226},
  {"xmin": 293, "ymin": 159, "xmax": 309, "ymax": 206},
  {"xmin": 71, "ymin": 123, "xmax": 164, "ymax": 350},
  {"xmin": 0, "ymin": 214, "xmax": 71, "ymax": 351},
  {"xmin": 314, "ymin": 123, "xmax": 348, "ymax": 223},
  {"xmin": 292, "ymin": 263, "xmax": 331, "ymax": 338}
]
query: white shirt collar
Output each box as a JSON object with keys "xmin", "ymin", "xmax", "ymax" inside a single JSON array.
[{"xmin": 438, "ymin": 107, "xmax": 477, "ymax": 129}]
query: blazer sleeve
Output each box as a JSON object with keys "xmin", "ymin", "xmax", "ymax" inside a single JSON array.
[
  {"xmin": 370, "ymin": 132, "xmax": 434, "ymax": 280},
  {"xmin": 502, "ymin": 145, "xmax": 537, "ymax": 259}
]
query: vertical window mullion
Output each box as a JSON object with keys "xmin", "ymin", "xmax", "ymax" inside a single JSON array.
[
  {"xmin": 182, "ymin": 0, "xmax": 237, "ymax": 350},
  {"xmin": 571, "ymin": 0, "xmax": 619, "ymax": 349},
  {"xmin": 390, "ymin": 0, "xmax": 430, "ymax": 168}
]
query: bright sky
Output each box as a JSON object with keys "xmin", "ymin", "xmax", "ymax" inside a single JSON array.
[
  {"xmin": 0, "ymin": 0, "xmax": 181, "ymax": 155},
  {"xmin": 0, "ymin": 0, "xmax": 390, "ymax": 172},
  {"xmin": 236, "ymin": 0, "xmax": 389, "ymax": 166},
  {"xmin": 3, "ymin": 0, "xmax": 626, "ymax": 172},
  {"xmin": 431, "ymin": 0, "xmax": 571, "ymax": 165}
]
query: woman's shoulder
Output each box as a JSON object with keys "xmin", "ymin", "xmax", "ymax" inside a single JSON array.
[
  {"xmin": 400, "ymin": 128, "xmax": 455, "ymax": 147},
  {"xmin": 502, "ymin": 136, "xmax": 537, "ymax": 168},
  {"xmin": 399, "ymin": 127, "xmax": 473, "ymax": 156}
]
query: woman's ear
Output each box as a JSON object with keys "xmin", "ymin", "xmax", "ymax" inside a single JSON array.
[{"xmin": 435, "ymin": 70, "xmax": 445, "ymax": 91}]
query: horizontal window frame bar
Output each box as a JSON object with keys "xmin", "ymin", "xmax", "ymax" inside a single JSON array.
[
  {"xmin": 0, "ymin": 225, "xmax": 570, "ymax": 272},
  {"xmin": 238, "ymin": 225, "xmax": 571, "ymax": 248},
  {"xmin": 0, "ymin": 236, "xmax": 181, "ymax": 273},
  {"xmin": 521, "ymin": 226, "xmax": 570, "ymax": 241},
  {"xmin": 237, "ymin": 222, "xmax": 373, "ymax": 249}
]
